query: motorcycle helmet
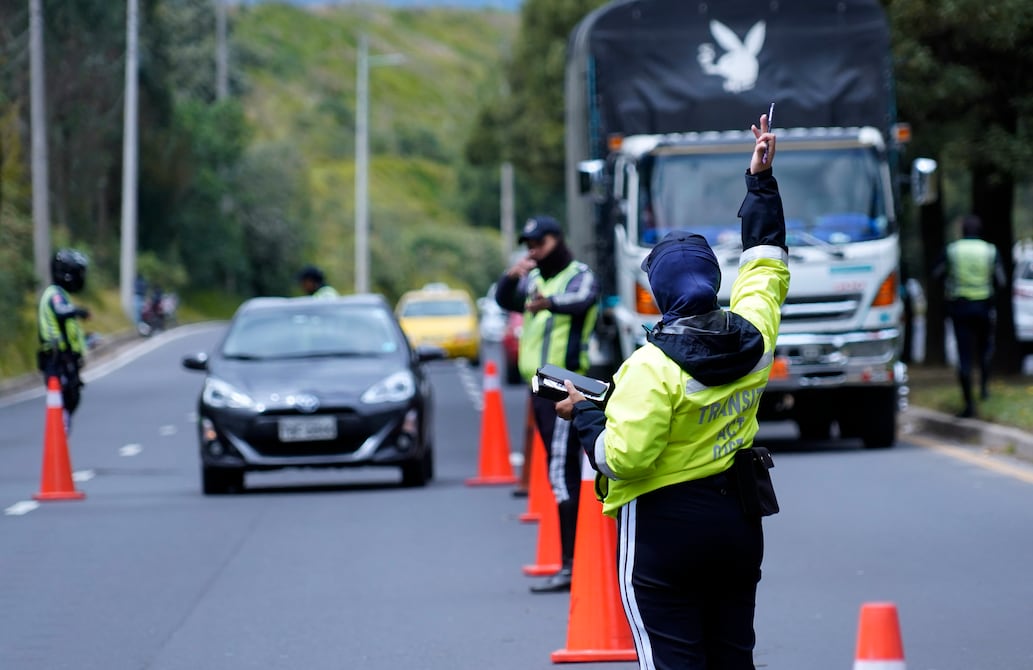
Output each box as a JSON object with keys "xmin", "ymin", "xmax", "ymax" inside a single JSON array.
[{"xmin": 51, "ymin": 248, "xmax": 89, "ymax": 293}]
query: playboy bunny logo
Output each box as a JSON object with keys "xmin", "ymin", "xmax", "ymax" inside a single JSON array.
[{"xmin": 698, "ymin": 20, "xmax": 766, "ymax": 93}]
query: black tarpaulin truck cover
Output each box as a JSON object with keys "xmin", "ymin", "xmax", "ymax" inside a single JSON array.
[{"xmin": 571, "ymin": 0, "xmax": 893, "ymax": 155}]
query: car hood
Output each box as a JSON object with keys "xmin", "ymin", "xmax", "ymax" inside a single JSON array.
[{"xmin": 208, "ymin": 356, "xmax": 409, "ymax": 404}]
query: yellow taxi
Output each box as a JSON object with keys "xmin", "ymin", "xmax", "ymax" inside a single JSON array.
[{"xmin": 396, "ymin": 283, "xmax": 480, "ymax": 364}]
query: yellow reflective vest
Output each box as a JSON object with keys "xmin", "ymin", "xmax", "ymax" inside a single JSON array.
[
  {"xmin": 596, "ymin": 250, "xmax": 789, "ymax": 517},
  {"xmin": 517, "ymin": 261, "xmax": 598, "ymax": 382},
  {"xmin": 946, "ymin": 238, "xmax": 997, "ymax": 301},
  {"xmin": 38, "ymin": 285, "xmax": 87, "ymax": 355}
]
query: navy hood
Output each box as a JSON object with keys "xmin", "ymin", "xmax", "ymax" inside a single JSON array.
[{"xmin": 641, "ymin": 233, "xmax": 721, "ymax": 322}]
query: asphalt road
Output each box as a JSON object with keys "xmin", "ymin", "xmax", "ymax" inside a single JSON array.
[{"xmin": 2, "ymin": 327, "xmax": 1033, "ymax": 669}]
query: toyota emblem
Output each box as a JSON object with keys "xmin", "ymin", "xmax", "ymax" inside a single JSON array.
[{"xmin": 292, "ymin": 393, "xmax": 320, "ymax": 413}]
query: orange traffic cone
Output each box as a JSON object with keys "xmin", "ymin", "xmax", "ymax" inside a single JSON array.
[
  {"xmin": 551, "ymin": 454, "xmax": 636, "ymax": 663},
  {"xmin": 519, "ymin": 429, "xmax": 550, "ymax": 523},
  {"xmin": 34, "ymin": 377, "xmax": 85, "ymax": 501},
  {"xmin": 522, "ymin": 443, "xmax": 561, "ymax": 575},
  {"xmin": 466, "ymin": 360, "xmax": 518, "ymax": 486},
  {"xmin": 854, "ymin": 602, "xmax": 906, "ymax": 670}
]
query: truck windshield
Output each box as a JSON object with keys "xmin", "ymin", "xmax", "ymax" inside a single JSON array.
[{"xmin": 638, "ymin": 147, "xmax": 889, "ymax": 249}]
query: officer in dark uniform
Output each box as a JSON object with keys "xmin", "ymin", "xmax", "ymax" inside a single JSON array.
[
  {"xmin": 38, "ymin": 249, "xmax": 91, "ymax": 429},
  {"xmin": 932, "ymin": 215, "xmax": 1006, "ymax": 418},
  {"xmin": 495, "ymin": 215, "xmax": 599, "ymax": 593},
  {"xmin": 555, "ymin": 112, "xmax": 787, "ymax": 669}
]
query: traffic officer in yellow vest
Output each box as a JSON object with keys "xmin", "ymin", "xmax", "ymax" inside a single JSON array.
[
  {"xmin": 494, "ymin": 215, "xmax": 599, "ymax": 593},
  {"xmin": 554, "ymin": 111, "xmax": 788, "ymax": 668},
  {"xmin": 933, "ymin": 214, "xmax": 1006, "ymax": 418},
  {"xmin": 297, "ymin": 265, "xmax": 339, "ymax": 298},
  {"xmin": 38, "ymin": 249, "xmax": 91, "ymax": 430}
]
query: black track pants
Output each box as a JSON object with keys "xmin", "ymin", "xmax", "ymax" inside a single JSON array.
[
  {"xmin": 531, "ymin": 392, "xmax": 582, "ymax": 566},
  {"xmin": 617, "ymin": 473, "xmax": 763, "ymax": 670}
]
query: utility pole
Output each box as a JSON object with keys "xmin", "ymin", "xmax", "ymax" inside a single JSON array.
[
  {"xmin": 354, "ymin": 33, "xmax": 370, "ymax": 294},
  {"xmin": 500, "ymin": 162, "xmax": 514, "ymax": 262},
  {"xmin": 29, "ymin": 0, "xmax": 50, "ymax": 288},
  {"xmin": 354, "ymin": 34, "xmax": 404, "ymax": 294},
  {"xmin": 120, "ymin": 0, "xmax": 139, "ymax": 321},
  {"xmin": 215, "ymin": 0, "xmax": 228, "ymax": 100}
]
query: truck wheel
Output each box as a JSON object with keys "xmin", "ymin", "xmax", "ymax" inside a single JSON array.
[
  {"xmin": 796, "ymin": 412, "xmax": 832, "ymax": 441},
  {"xmin": 860, "ymin": 389, "xmax": 897, "ymax": 449}
]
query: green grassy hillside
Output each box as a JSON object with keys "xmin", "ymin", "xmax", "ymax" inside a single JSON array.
[{"xmin": 232, "ymin": 4, "xmax": 518, "ymax": 296}]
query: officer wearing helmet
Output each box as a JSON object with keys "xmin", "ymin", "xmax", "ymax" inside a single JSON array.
[{"xmin": 38, "ymin": 249, "xmax": 91, "ymax": 425}]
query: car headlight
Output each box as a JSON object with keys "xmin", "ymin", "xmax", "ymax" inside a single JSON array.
[
  {"xmin": 362, "ymin": 370, "xmax": 416, "ymax": 403},
  {"xmin": 202, "ymin": 377, "xmax": 256, "ymax": 410}
]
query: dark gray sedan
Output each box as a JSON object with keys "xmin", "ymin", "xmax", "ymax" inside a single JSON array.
[{"xmin": 182, "ymin": 295, "xmax": 443, "ymax": 494}]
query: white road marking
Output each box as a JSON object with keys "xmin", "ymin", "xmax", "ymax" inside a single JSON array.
[
  {"xmin": 72, "ymin": 469, "xmax": 95, "ymax": 482},
  {"xmin": 120, "ymin": 444, "xmax": 143, "ymax": 457},
  {"xmin": 456, "ymin": 361, "xmax": 484, "ymax": 411},
  {"xmin": 4, "ymin": 501, "xmax": 39, "ymax": 516},
  {"xmin": 159, "ymin": 425, "xmax": 177, "ymax": 437}
]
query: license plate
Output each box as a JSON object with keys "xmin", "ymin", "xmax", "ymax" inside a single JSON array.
[{"xmin": 278, "ymin": 416, "xmax": 337, "ymax": 442}]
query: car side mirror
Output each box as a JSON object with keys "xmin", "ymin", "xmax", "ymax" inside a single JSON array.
[
  {"xmin": 910, "ymin": 158, "xmax": 939, "ymax": 206},
  {"xmin": 578, "ymin": 159, "xmax": 607, "ymax": 203},
  {"xmin": 182, "ymin": 352, "xmax": 209, "ymax": 371}
]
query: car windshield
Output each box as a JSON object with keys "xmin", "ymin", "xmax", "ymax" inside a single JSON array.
[
  {"xmin": 638, "ymin": 146, "xmax": 890, "ymax": 249},
  {"xmin": 400, "ymin": 299, "xmax": 471, "ymax": 317},
  {"xmin": 221, "ymin": 302, "xmax": 402, "ymax": 360}
]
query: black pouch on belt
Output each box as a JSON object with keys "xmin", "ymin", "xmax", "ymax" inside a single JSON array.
[{"xmin": 732, "ymin": 446, "xmax": 779, "ymax": 518}]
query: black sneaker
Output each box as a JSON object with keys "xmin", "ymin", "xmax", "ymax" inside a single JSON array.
[{"xmin": 530, "ymin": 568, "xmax": 572, "ymax": 594}]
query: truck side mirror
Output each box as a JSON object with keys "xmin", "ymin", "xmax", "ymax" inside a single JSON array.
[
  {"xmin": 577, "ymin": 159, "xmax": 607, "ymax": 203},
  {"xmin": 910, "ymin": 158, "xmax": 938, "ymax": 206}
]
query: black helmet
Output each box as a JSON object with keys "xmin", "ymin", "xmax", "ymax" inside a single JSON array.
[
  {"xmin": 51, "ymin": 248, "xmax": 88, "ymax": 293},
  {"xmin": 296, "ymin": 265, "xmax": 325, "ymax": 284}
]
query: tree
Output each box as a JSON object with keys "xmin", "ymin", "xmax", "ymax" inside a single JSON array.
[
  {"xmin": 466, "ymin": 0, "xmax": 607, "ymax": 202},
  {"xmin": 886, "ymin": 0, "xmax": 1033, "ymax": 369}
]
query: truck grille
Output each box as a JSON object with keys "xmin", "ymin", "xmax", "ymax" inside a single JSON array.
[{"xmin": 780, "ymin": 293, "xmax": 862, "ymax": 323}]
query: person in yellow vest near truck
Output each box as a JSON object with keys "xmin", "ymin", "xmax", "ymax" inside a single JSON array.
[
  {"xmin": 494, "ymin": 215, "xmax": 599, "ymax": 594},
  {"xmin": 37, "ymin": 249, "xmax": 91, "ymax": 430},
  {"xmin": 933, "ymin": 214, "xmax": 1006, "ymax": 418},
  {"xmin": 297, "ymin": 265, "xmax": 339, "ymax": 298},
  {"xmin": 554, "ymin": 112, "xmax": 787, "ymax": 669}
]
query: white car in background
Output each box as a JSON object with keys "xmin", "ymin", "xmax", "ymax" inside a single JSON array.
[
  {"xmin": 477, "ymin": 283, "xmax": 508, "ymax": 343},
  {"xmin": 1013, "ymin": 242, "xmax": 1033, "ymax": 343}
]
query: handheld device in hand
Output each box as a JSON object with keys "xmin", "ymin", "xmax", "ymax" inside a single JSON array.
[{"xmin": 532, "ymin": 364, "xmax": 611, "ymax": 404}]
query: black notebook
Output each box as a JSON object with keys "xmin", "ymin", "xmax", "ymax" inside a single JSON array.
[{"xmin": 531, "ymin": 364, "xmax": 611, "ymax": 404}]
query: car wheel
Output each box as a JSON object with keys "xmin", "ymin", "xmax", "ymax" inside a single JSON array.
[
  {"xmin": 401, "ymin": 447, "xmax": 432, "ymax": 488},
  {"xmin": 202, "ymin": 466, "xmax": 244, "ymax": 495}
]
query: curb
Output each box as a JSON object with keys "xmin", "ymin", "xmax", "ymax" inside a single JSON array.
[{"xmin": 901, "ymin": 406, "xmax": 1033, "ymax": 463}]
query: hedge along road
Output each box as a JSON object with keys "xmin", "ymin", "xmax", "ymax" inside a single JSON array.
[{"xmin": 1, "ymin": 328, "xmax": 1033, "ymax": 668}]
